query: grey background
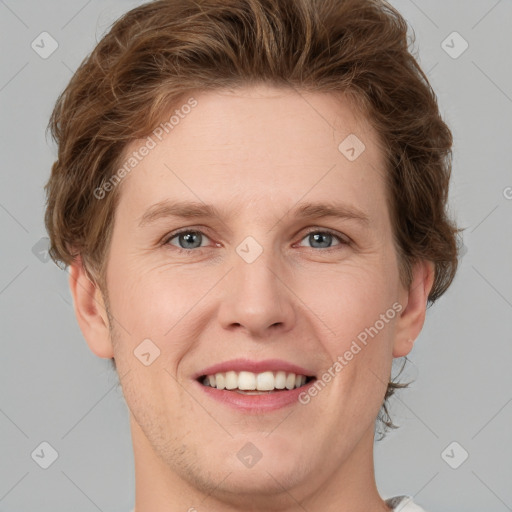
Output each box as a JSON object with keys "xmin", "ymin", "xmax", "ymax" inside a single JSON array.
[{"xmin": 1, "ymin": 1, "xmax": 511, "ymax": 511}]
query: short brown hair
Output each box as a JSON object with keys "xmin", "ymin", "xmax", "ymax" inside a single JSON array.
[{"xmin": 44, "ymin": 0, "xmax": 460, "ymax": 435}]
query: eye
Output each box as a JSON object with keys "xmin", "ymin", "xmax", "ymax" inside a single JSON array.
[
  {"xmin": 163, "ymin": 227, "xmax": 350, "ymax": 253},
  {"xmin": 296, "ymin": 229, "xmax": 349, "ymax": 250},
  {"xmin": 165, "ymin": 229, "xmax": 212, "ymax": 251}
]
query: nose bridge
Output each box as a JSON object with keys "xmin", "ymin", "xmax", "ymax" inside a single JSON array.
[{"xmin": 217, "ymin": 234, "xmax": 296, "ymax": 335}]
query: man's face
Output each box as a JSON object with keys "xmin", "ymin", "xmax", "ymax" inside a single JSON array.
[{"xmin": 100, "ymin": 86, "xmax": 408, "ymax": 499}]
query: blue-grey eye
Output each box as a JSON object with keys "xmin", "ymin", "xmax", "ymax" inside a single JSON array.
[
  {"xmin": 168, "ymin": 231, "xmax": 208, "ymax": 249},
  {"xmin": 298, "ymin": 231, "xmax": 343, "ymax": 249}
]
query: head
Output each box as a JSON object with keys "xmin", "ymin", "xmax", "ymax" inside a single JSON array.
[{"xmin": 44, "ymin": 0, "xmax": 459, "ymax": 505}]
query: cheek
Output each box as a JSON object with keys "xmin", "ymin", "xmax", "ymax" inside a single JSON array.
[
  {"xmin": 300, "ymin": 260, "xmax": 399, "ymax": 344},
  {"xmin": 106, "ymin": 260, "xmax": 213, "ymax": 370},
  {"xmin": 309, "ymin": 269, "xmax": 398, "ymax": 421},
  {"xmin": 317, "ymin": 263, "xmax": 400, "ymax": 395},
  {"xmin": 108, "ymin": 258, "xmax": 192, "ymax": 330}
]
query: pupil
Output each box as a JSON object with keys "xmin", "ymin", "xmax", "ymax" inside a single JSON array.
[
  {"xmin": 181, "ymin": 232, "xmax": 201, "ymax": 248},
  {"xmin": 311, "ymin": 232, "xmax": 331, "ymax": 248}
]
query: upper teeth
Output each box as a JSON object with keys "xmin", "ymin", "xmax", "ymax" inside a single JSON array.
[{"xmin": 202, "ymin": 371, "xmax": 308, "ymax": 391}]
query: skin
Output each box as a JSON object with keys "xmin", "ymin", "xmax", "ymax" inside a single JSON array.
[{"xmin": 69, "ymin": 85, "xmax": 434, "ymax": 512}]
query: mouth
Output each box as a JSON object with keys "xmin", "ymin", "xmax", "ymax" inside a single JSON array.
[
  {"xmin": 197, "ymin": 371, "xmax": 317, "ymax": 394},
  {"xmin": 192, "ymin": 358, "xmax": 318, "ymax": 412}
]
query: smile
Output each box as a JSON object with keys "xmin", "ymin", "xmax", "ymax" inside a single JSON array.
[
  {"xmin": 198, "ymin": 370, "xmax": 315, "ymax": 393},
  {"xmin": 193, "ymin": 358, "xmax": 318, "ymax": 412}
]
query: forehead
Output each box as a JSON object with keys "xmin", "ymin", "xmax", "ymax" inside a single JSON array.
[{"xmin": 115, "ymin": 85, "xmax": 388, "ymax": 224}]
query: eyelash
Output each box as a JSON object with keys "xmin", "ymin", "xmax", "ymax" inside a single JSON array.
[{"xmin": 162, "ymin": 227, "xmax": 351, "ymax": 255}]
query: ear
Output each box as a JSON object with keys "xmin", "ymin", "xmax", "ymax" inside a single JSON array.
[
  {"xmin": 68, "ymin": 256, "xmax": 114, "ymax": 359},
  {"xmin": 393, "ymin": 260, "xmax": 435, "ymax": 358}
]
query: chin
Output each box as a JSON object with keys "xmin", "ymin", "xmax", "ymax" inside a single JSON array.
[
  {"xmin": 204, "ymin": 462, "xmax": 311, "ymax": 504},
  {"xmin": 203, "ymin": 442, "xmax": 312, "ymax": 497}
]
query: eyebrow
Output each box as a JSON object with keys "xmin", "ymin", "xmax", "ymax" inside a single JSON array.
[{"xmin": 138, "ymin": 199, "xmax": 370, "ymax": 227}]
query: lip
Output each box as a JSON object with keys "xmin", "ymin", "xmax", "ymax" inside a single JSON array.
[
  {"xmin": 192, "ymin": 358, "xmax": 316, "ymax": 380},
  {"xmin": 194, "ymin": 378, "xmax": 317, "ymax": 413},
  {"xmin": 192, "ymin": 358, "xmax": 317, "ymax": 413}
]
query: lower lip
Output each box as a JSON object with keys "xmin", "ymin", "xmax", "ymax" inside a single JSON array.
[{"xmin": 194, "ymin": 379, "xmax": 317, "ymax": 413}]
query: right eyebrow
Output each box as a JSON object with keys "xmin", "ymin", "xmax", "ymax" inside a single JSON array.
[{"xmin": 138, "ymin": 200, "xmax": 221, "ymax": 227}]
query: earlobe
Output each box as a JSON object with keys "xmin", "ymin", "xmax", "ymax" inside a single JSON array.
[
  {"xmin": 393, "ymin": 260, "xmax": 435, "ymax": 358},
  {"xmin": 68, "ymin": 256, "xmax": 114, "ymax": 359}
]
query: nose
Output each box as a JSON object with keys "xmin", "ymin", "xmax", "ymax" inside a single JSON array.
[{"xmin": 217, "ymin": 246, "xmax": 296, "ymax": 338}]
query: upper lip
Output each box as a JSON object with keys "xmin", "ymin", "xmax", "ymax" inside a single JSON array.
[{"xmin": 193, "ymin": 358, "xmax": 316, "ymax": 380}]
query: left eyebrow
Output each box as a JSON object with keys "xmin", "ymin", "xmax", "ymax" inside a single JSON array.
[
  {"xmin": 292, "ymin": 201, "xmax": 370, "ymax": 225},
  {"xmin": 138, "ymin": 199, "xmax": 370, "ymax": 228}
]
